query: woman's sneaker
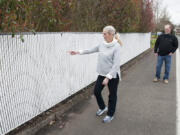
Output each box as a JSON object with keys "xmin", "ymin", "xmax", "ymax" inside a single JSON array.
[
  {"xmin": 103, "ymin": 115, "xmax": 114, "ymax": 123},
  {"xmin": 96, "ymin": 107, "xmax": 108, "ymax": 116}
]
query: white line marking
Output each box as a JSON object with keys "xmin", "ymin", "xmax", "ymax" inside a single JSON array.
[{"xmin": 176, "ymin": 48, "xmax": 180, "ymax": 135}]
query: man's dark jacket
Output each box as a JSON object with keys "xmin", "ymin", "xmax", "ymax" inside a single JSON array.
[{"xmin": 154, "ymin": 34, "xmax": 178, "ymax": 56}]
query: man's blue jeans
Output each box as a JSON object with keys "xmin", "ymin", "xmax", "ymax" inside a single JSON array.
[{"xmin": 155, "ymin": 55, "xmax": 172, "ymax": 80}]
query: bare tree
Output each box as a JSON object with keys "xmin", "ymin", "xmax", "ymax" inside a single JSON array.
[
  {"xmin": 153, "ymin": 0, "xmax": 162, "ymax": 26},
  {"xmin": 153, "ymin": 0, "xmax": 172, "ymax": 32},
  {"xmin": 158, "ymin": 7, "xmax": 172, "ymax": 32}
]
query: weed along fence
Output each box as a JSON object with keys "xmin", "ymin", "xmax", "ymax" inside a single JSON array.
[{"xmin": 0, "ymin": 32, "xmax": 150, "ymax": 135}]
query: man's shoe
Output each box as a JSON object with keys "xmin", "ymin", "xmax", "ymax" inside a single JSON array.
[
  {"xmin": 153, "ymin": 77, "xmax": 159, "ymax": 82},
  {"xmin": 96, "ymin": 107, "xmax": 108, "ymax": 116},
  {"xmin": 164, "ymin": 79, "xmax": 168, "ymax": 84},
  {"xmin": 103, "ymin": 115, "xmax": 114, "ymax": 123}
]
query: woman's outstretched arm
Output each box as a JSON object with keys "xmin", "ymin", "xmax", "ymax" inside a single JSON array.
[{"xmin": 69, "ymin": 45, "xmax": 99, "ymax": 55}]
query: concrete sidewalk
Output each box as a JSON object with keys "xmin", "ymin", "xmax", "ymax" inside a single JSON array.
[{"xmin": 36, "ymin": 51, "xmax": 176, "ymax": 135}]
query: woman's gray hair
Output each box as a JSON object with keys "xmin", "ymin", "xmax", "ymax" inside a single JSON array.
[{"xmin": 103, "ymin": 25, "xmax": 116, "ymax": 36}]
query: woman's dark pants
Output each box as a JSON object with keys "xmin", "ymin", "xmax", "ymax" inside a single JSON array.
[{"xmin": 94, "ymin": 75, "xmax": 119, "ymax": 117}]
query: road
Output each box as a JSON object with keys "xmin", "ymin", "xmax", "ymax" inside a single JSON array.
[{"xmin": 36, "ymin": 47, "xmax": 177, "ymax": 135}]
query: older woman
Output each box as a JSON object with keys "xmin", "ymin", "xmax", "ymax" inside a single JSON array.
[{"xmin": 70, "ymin": 25, "xmax": 122, "ymax": 123}]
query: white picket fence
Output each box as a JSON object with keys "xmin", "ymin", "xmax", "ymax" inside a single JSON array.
[{"xmin": 0, "ymin": 32, "xmax": 150, "ymax": 135}]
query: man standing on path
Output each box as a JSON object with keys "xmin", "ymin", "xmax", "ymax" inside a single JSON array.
[{"xmin": 154, "ymin": 24, "xmax": 178, "ymax": 84}]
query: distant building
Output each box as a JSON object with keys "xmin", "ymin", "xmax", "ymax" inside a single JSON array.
[
  {"xmin": 157, "ymin": 32, "xmax": 162, "ymax": 36},
  {"xmin": 175, "ymin": 27, "xmax": 180, "ymax": 35}
]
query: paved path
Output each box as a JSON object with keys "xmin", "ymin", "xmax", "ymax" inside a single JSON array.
[{"xmin": 36, "ymin": 49, "xmax": 177, "ymax": 135}]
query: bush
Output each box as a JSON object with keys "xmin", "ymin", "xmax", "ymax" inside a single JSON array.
[{"xmin": 0, "ymin": 0, "xmax": 154, "ymax": 33}]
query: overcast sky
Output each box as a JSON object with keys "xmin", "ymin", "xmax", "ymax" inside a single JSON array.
[{"xmin": 162, "ymin": 0, "xmax": 180, "ymax": 25}]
